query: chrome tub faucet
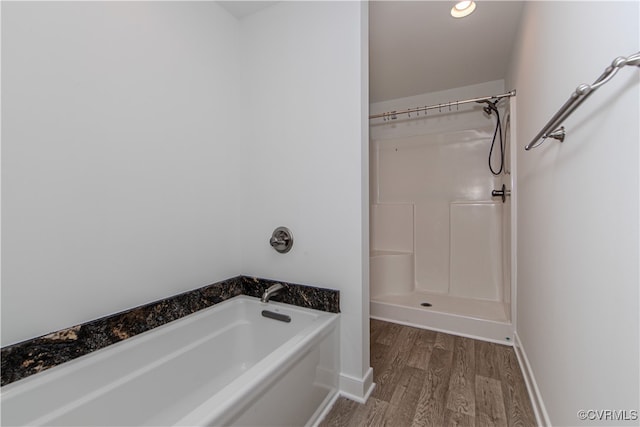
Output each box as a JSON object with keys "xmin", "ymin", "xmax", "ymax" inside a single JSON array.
[{"xmin": 261, "ymin": 283, "xmax": 284, "ymax": 303}]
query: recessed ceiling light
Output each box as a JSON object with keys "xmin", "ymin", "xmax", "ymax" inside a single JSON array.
[{"xmin": 451, "ymin": 1, "xmax": 476, "ymax": 18}]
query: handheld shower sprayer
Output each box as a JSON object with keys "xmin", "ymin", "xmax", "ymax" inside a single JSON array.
[
  {"xmin": 478, "ymin": 99, "xmax": 499, "ymax": 116},
  {"xmin": 477, "ymin": 99, "xmax": 504, "ymax": 175}
]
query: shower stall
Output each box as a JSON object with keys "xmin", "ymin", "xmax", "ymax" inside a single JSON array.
[{"xmin": 369, "ymin": 84, "xmax": 515, "ymax": 344}]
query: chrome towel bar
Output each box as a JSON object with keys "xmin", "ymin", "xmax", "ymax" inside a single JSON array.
[{"xmin": 525, "ymin": 51, "xmax": 640, "ymax": 150}]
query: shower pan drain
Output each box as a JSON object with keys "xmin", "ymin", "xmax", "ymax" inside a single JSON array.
[{"xmin": 420, "ymin": 302, "xmax": 432, "ymax": 307}]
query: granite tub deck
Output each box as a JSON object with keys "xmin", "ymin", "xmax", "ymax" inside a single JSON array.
[{"xmin": 1, "ymin": 276, "xmax": 340, "ymax": 386}]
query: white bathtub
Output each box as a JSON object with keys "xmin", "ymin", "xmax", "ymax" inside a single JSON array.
[{"xmin": 1, "ymin": 295, "xmax": 340, "ymax": 426}]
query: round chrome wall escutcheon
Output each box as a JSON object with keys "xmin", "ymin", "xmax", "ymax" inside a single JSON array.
[{"xmin": 269, "ymin": 227, "xmax": 293, "ymax": 253}]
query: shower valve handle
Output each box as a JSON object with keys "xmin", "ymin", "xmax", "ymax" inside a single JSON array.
[
  {"xmin": 269, "ymin": 227, "xmax": 294, "ymax": 253},
  {"xmin": 491, "ymin": 184, "xmax": 511, "ymax": 203}
]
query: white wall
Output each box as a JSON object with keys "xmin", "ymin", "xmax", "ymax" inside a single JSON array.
[
  {"xmin": 507, "ymin": 2, "xmax": 639, "ymax": 425},
  {"xmin": 2, "ymin": 0, "xmax": 371, "ymax": 398},
  {"xmin": 239, "ymin": 1, "xmax": 371, "ymax": 392},
  {"xmin": 1, "ymin": 2, "xmax": 243, "ymax": 347}
]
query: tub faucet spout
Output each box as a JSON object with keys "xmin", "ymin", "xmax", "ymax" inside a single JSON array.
[{"xmin": 261, "ymin": 283, "xmax": 284, "ymax": 303}]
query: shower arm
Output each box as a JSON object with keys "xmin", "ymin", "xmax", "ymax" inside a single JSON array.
[{"xmin": 369, "ymin": 90, "xmax": 516, "ymax": 121}]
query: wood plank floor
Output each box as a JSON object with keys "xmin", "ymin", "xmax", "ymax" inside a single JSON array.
[{"xmin": 320, "ymin": 319, "xmax": 536, "ymax": 427}]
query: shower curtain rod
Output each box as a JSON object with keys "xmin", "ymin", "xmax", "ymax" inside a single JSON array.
[{"xmin": 369, "ymin": 90, "xmax": 515, "ymax": 121}]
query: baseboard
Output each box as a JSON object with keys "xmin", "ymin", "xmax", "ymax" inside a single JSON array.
[
  {"xmin": 513, "ymin": 331, "xmax": 551, "ymax": 426},
  {"xmin": 308, "ymin": 389, "xmax": 340, "ymax": 427},
  {"xmin": 312, "ymin": 369, "xmax": 375, "ymax": 425},
  {"xmin": 339, "ymin": 367, "xmax": 375, "ymax": 403}
]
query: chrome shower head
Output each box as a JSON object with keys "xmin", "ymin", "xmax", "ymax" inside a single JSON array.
[{"xmin": 477, "ymin": 99, "xmax": 498, "ymax": 116}]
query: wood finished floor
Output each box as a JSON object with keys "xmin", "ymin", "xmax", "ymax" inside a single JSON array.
[{"xmin": 320, "ymin": 319, "xmax": 536, "ymax": 427}]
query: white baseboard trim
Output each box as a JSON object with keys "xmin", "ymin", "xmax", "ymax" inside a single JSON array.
[
  {"xmin": 309, "ymin": 389, "xmax": 340, "ymax": 427},
  {"xmin": 513, "ymin": 331, "xmax": 551, "ymax": 426},
  {"xmin": 312, "ymin": 369, "xmax": 376, "ymax": 426},
  {"xmin": 339, "ymin": 367, "xmax": 375, "ymax": 403}
]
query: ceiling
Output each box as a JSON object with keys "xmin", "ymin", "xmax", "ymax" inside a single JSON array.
[
  {"xmin": 217, "ymin": 1, "xmax": 525, "ymax": 104},
  {"xmin": 370, "ymin": 1, "xmax": 524, "ymax": 103}
]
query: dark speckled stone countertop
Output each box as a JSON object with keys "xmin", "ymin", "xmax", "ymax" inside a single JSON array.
[{"xmin": 1, "ymin": 276, "xmax": 339, "ymax": 387}]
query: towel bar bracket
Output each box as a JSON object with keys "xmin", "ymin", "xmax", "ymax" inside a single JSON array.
[{"xmin": 544, "ymin": 126, "xmax": 566, "ymax": 143}]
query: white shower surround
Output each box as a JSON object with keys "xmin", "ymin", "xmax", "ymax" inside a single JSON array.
[{"xmin": 369, "ymin": 80, "xmax": 515, "ymax": 342}]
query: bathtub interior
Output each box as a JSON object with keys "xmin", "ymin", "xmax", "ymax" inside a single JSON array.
[{"xmin": 1, "ymin": 296, "xmax": 339, "ymax": 426}]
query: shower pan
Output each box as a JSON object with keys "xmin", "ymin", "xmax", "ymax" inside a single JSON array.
[{"xmin": 369, "ymin": 92, "xmax": 515, "ymax": 344}]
